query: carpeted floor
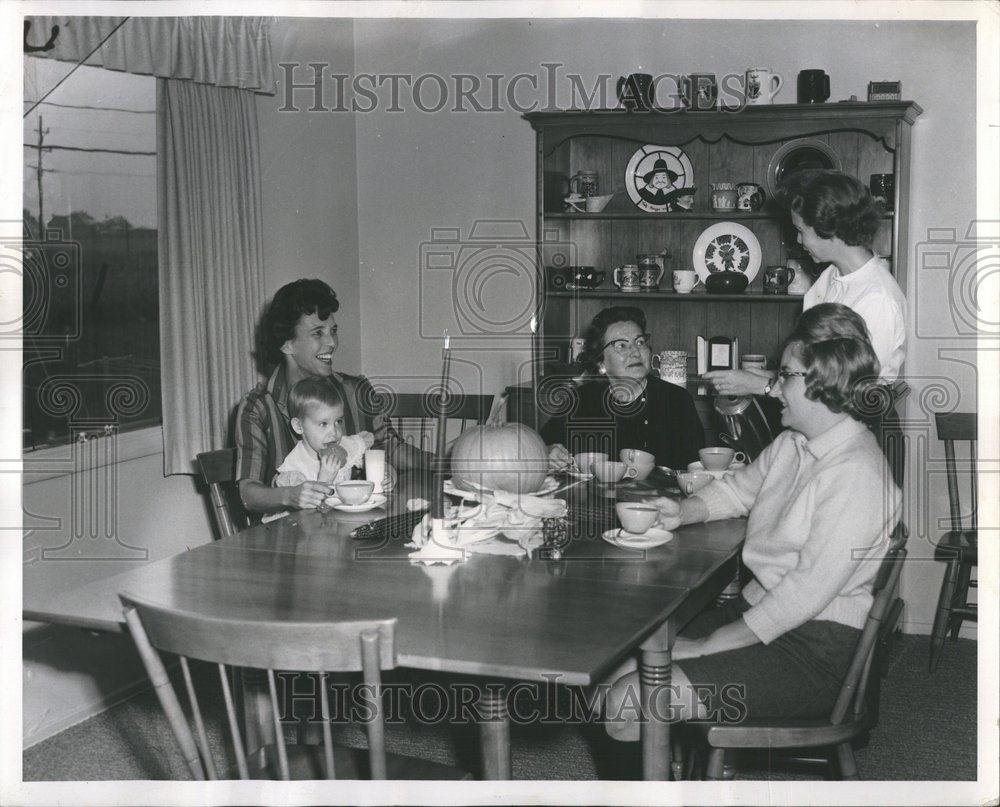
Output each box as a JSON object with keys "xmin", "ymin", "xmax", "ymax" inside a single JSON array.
[{"xmin": 23, "ymin": 634, "xmax": 977, "ymax": 781}]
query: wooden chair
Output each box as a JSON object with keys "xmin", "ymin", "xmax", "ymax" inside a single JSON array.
[
  {"xmin": 929, "ymin": 412, "xmax": 978, "ymax": 671},
  {"xmin": 196, "ymin": 448, "xmax": 247, "ymax": 539},
  {"xmin": 384, "ymin": 392, "xmax": 494, "ymax": 453},
  {"xmin": 691, "ymin": 523, "xmax": 908, "ymax": 781},
  {"xmin": 120, "ymin": 592, "xmax": 471, "ymax": 781}
]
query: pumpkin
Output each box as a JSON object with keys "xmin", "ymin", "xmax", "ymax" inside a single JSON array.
[{"xmin": 450, "ymin": 423, "xmax": 549, "ymax": 495}]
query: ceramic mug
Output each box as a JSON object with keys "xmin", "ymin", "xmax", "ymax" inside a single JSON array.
[
  {"xmin": 614, "ymin": 264, "xmax": 642, "ymax": 292},
  {"xmin": 745, "ymin": 68, "xmax": 783, "ymax": 105},
  {"xmin": 763, "ymin": 264, "xmax": 794, "ymax": 294},
  {"xmin": 570, "ymin": 171, "xmax": 600, "ymax": 198},
  {"xmin": 620, "ymin": 448, "xmax": 656, "ymax": 481},
  {"xmin": 637, "ymin": 254, "xmax": 664, "ymax": 290},
  {"xmin": 736, "ymin": 182, "xmax": 767, "ymax": 211},
  {"xmin": 617, "ymin": 73, "xmax": 655, "ymax": 111},
  {"xmin": 615, "ymin": 502, "xmax": 660, "ymax": 534},
  {"xmin": 592, "ymin": 460, "xmax": 638, "ymax": 484},
  {"xmin": 672, "ymin": 269, "xmax": 699, "ymax": 294},
  {"xmin": 710, "ymin": 183, "xmax": 738, "ymax": 211},
  {"xmin": 652, "ymin": 350, "xmax": 687, "ymax": 386},
  {"xmin": 797, "ymin": 69, "xmax": 830, "ymax": 103}
]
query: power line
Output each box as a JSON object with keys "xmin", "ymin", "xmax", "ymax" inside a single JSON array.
[
  {"xmin": 23, "ymin": 17, "xmax": 132, "ymax": 118},
  {"xmin": 26, "ymin": 164, "xmax": 154, "ymax": 179},
  {"xmin": 22, "ymin": 99, "xmax": 154, "ymax": 115},
  {"xmin": 24, "ymin": 143, "xmax": 155, "ymax": 156}
]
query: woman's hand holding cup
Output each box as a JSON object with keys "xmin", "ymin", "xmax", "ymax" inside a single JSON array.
[
  {"xmin": 548, "ymin": 443, "xmax": 574, "ymax": 472},
  {"xmin": 649, "ymin": 497, "xmax": 683, "ymax": 531}
]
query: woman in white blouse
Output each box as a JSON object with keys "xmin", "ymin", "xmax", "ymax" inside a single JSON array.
[
  {"xmin": 603, "ymin": 303, "xmax": 901, "ymax": 741},
  {"xmin": 706, "ymin": 170, "xmax": 905, "ymax": 397}
]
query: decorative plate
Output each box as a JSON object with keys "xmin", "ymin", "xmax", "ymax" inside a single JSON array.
[
  {"xmin": 624, "ymin": 144, "xmax": 695, "ymax": 212},
  {"xmin": 765, "ymin": 138, "xmax": 842, "ymax": 197},
  {"xmin": 692, "ymin": 222, "xmax": 762, "ymax": 283}
]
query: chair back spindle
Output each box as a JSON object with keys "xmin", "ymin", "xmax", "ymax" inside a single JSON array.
[{"xmin": 196, "ymin": 448, "xmax": 247, "ymax": 539}]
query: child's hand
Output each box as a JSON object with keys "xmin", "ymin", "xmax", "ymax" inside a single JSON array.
[
  {"xmin": 318, "ymin": 445, "xmax": 346, "ymax": 484},
  {"xmin": 286, "ymin": 481, "xmax": 333, "ymax": 510}
]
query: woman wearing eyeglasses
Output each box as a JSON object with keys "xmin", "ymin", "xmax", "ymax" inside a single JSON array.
[
  {"xmin": 541, "ymin": 306, "xmax": 705, "ymax": 472},
  {"xmin": 601, "ymin": 303, "xmax": 901, "ymax": 744}
]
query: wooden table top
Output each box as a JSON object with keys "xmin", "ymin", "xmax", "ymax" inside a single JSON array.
[{"xmin": 24, "ymin": 475, "xmax": 745, "ymax": 686}]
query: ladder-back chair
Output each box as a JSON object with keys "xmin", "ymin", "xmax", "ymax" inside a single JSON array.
[
  {"xmin": 385, "ymin": 392, "xmax": 494, "ymax": 454},
  {"xmin": 196, "ymin": 449, "xmax": 247, "ymax": 539},
  {"xmin": 929, "ymin": 412, "xmax": 978, "ymax": 671},
  {"xmin": 121, "ymin": 593, "xmax": 470, "ymax": 781},
  {"xmin": 694, "ymin": 523, "xmax": 908, "ymax": 780}
]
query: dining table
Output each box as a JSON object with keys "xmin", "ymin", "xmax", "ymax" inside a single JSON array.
[{"xmin": 23, "ymin": 469, "xmax": 746, "ymax": 781}]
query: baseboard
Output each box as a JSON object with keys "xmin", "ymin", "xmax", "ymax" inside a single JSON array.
[{"xmin": 901, "ymin": 617, "xmax": 977, "ymax": 640}]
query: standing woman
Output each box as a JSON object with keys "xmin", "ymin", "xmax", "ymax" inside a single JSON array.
[
  {"xmin": 542, "ymin": 306, "xmax": 705, "ymax": 472},
  {"xmin": 705, "ymin": 170, "xmax": 906, "ymax": 397}
]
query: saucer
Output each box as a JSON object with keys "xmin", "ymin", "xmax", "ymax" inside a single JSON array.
[
  {"xmin": 601, "ymin": 527, "xmax": 674, "ymax": 549},
  {"xmin": 324, "ymin": 493, "xmax": 387, "ymax": 512},
  {"xmin": 686, "ymin": 460, "xmax": 746, "ymax": 479}
]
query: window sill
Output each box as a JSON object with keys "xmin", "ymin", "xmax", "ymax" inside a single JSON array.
[{"xmin": 20, "ymin": 426, "xmax": 164, "ymax": 486}]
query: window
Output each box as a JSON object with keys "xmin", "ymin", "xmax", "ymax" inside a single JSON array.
[{"xmin": 21, "ymin": 58, "xmax": 161, "ymax": 449}]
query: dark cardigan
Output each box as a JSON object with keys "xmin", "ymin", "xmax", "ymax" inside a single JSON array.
[{"xmin": 539, "ymin": 374, "xmax": 705, "ymax": 470}]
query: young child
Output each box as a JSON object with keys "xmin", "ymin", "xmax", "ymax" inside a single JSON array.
[{"xmin": 269, "ymin": 378, "xmax": 374, "ymax": 513}]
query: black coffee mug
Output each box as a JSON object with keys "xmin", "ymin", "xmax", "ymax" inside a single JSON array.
[
  {"xmin": 617, "ymin": 73, "xmax": 654, "ymax": 111},
  {"xmin": 797, "ymin": 69, "xmax": 830, "ymax": 104},
  {"xmin": 681, "ymin": 73, "xmax": 718, "ymax": 111}
]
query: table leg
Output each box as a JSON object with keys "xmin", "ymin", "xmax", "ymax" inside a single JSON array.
[
  {"xmin": 640, "ymin": 622, "xmax": 675, "ymax": 781},
  {"xmin": 478, "ymin": 684, "xmax": 511, "ymax": 780},
  {"xmin": 240, "ymin": 667, "xmax": 277, "ymax": 767}
]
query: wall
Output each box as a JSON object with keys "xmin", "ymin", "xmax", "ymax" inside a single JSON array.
[
  {"xmin": 258, "ymin": 18, "xmax": 361, "ymax": 373},
  {"xmin": 21, "ymin": 17, "xmax": 362, "ymax": 747},
  {"xmin": 353, "ymin": 18, "xmax": 979, "ymax": 635}
]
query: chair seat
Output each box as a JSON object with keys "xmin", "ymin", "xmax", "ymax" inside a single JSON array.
[
  {"xmin": 698, "ymin": 710, "xmax": 871, "ymax": 750},
  {"xmin": 934, "ymin": 530, "xmax": 977, "ymax": 563},
  {"xmin": 243, "ymin": 741, "xmax": 472, "ymax": 780}
]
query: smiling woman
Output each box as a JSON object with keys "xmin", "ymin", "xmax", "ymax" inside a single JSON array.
[{"xmin": 541, "ymin": 306, "xmax": 704, "ymax": 472}]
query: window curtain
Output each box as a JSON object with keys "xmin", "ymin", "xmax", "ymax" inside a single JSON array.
[
  {"xmin": 157, "ymin": 79, "xmax": 265, "ymax": 475},
  {"xmin": 26, "ymin": 15, "xmax": 274, "ymax": 93}
]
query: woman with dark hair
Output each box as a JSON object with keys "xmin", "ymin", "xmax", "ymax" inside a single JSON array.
[
  {"xmin": 541, "ymin": 306, "xmax": 704, "ymax": 471},
  {"xmin": 602, "ymin": 303, "xmax": 901, "ymax": 739},
  {"xmin": 706, "ymin": 170, "xmax": 905, "ymax": 397}
]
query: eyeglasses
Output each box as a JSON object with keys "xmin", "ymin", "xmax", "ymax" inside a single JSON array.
[
  {"xmin": 601, "ymin": 333, "xmax": 652, "ymax": 355},
  {"xmin": 777, "ymin": 369, "xmax": 808, "ymax": 382}
]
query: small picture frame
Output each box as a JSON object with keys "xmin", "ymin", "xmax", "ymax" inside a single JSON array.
[{"xmin": 867, "ymin": 81, "xmax": 902, "ymax": 102}]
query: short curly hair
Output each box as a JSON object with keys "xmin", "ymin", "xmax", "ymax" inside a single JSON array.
[
  {"xmin": 580, "ymin": 306, "xmax": 647, "ymax": 372},
  {"xmin": 783, "ymin": 303, "xmax": 881, "ymax": 420},
  {"xmin": 782, "ymin": 169, "xmax": 881, "ymax": 247},
  {"xmin": 261, "ymin": 279, "xmax": 340, "ymax": 365}
]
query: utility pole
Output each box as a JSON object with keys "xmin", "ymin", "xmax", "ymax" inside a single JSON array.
[{"xmin": 35, "ymin": 115, "xmax": 48, "ymax": 239}]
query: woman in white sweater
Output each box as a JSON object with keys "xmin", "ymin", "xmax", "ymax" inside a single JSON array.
[{"xmin": 604, "ymin": 303, "xmax": 902, "ymax": 740}]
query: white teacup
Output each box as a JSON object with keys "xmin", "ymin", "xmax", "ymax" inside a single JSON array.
[
  {"xmin": 676, "ymin": 471, "xmax": 714, "ymax": 495},
  {"xmin": 698, "ymin": 447, "xmax": 747, "ymax": 472},
  {"xmin": 615, "ymin": 502, "xmax": 660, "ymax": 534},
  {"xmin": 592, "ymin": 460, "xmax": 638, "ymax": 484},
  {"xmin": 620, "ymin": 448, "xmax": 656, "ymax": 481},
  {"xmin": 335, "ymin": 480, "xmax": 374, "ymax": 505},
  {"xmin": 573, "ymin": 452, "xmax": 608, "ymax": 476},
  {"xmin": 673, "ymin": 270, "xmax": 698, "ymax": 294}
]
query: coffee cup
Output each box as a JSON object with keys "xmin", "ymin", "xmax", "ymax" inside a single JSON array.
[
  {"xmin": 574, "ymin": 452, "xmax": 608, "ymax": 475},
  {"xmin": 615, "ymin": 502, "xmax": 660, "ymax": 534},
  {"xmin": 744, "ymin": 68, "xmax": 783, "ymax": 105},
  {"xmin": 620, "ymin": 448, "xmax": 656, "ymax": 481},
  {"xmin": 592, "ymin": 460, "xmax": 638, "ymax": 484},
  {"xmin": 741, "ymin": 354, "xmax": 767, "ymax": 372},
  {"xmin": 797, "ymin": 69, "xmax": 830, "ymax": 104},
  {"xmin": 652, "ymin": 350, "xmax": 687, "ymax": 386},
  {"xmin": 672, "ymin": 269, "xmax": 698, "ymax": 294},
  {"xmin": 676, "ymin": 471, "xmax": 714, "ymax": 495},
  {"xmin": 698, "ymin": 447, "xmax": 747, "ymax": 472},
  {"xmin": 335, "ymin": 480, "xmax": 375, "ymax": 505}
]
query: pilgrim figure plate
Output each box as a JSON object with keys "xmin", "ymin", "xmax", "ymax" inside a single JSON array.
[
  {"xmin": 624, "ymin": 144, "xmax": 695, "ymax": 212},
  {"xmin": 692, "ymin": 222, "xmax": 762, "ymax": 283}
]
